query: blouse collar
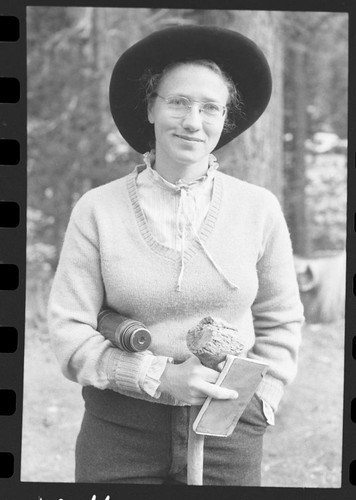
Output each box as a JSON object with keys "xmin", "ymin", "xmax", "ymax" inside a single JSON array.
[{"xmin": 142, "ymin": 149, "xmax": 219, "ymax": 192}]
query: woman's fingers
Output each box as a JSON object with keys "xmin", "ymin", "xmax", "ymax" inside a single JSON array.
[
  {"xmin": 194, "ymin": 379, "xmax": 238, "ymax": 401},
  {"xmin": 159, "ymin": 355, "xmax": 238, "ymax": 404},
  {"xmin": 187, "ymin": 359, "xmax": 238, "ymax": 400}
]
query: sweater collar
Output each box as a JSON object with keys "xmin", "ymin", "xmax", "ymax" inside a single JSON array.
[
  {"xmin": 131, "ymin": 163, "xmax": 239, "ymax": 293},
  {"xmin": 135, "ymin": 151, "xmax": 239, "ymax": 293}
]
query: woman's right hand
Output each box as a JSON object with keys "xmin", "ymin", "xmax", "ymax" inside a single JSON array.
[{"xmin": 159, "ymin": 355, "xmax": 239, "ymax": 405}]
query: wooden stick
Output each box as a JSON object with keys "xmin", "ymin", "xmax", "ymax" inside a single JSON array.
[
  {"xmin": 187, "ymin": 405, "xmax": 204, "ymax": 485},
  {"xmin": 186, "ymin": 317, "xmax": 244, "ymax": 485}
]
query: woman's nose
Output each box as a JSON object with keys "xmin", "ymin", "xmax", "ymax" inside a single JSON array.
[{"xmin": 181, "ymin": 105, "xmax": 203, "ymax": 129}]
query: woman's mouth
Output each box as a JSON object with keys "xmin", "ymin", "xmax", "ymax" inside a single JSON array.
[{"xmin": 175, "ymin": 134, "xmax": 204, "ymax": 143}]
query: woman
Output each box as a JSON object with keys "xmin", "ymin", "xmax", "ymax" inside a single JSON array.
[{"xmin": 48, "ymin": 25, "xmax": 304, "ymax": 485}]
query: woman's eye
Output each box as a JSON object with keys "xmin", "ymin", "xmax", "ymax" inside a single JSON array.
[
  {"xmin": 169, "ymin": 97, "xmax": 188, "ymax": 107},
  {"xmin": 204, "ymin": 103, "xmax": 220, "ymax": 114}
]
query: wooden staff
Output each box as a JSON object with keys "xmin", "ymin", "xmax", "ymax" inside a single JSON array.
[{"xmin": 186, "ymin": 317, "xmax": 244, "ymax": 485}]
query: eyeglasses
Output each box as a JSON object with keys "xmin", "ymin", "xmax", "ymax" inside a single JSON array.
[{"xmin": 155, "ymin": 94, "xmax": 227, "ymax": 121}]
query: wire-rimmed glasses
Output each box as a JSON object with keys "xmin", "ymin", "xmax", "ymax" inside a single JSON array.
[{"xmin": 155, "ymin": 94, "xmax": 227, "ymax": 122}]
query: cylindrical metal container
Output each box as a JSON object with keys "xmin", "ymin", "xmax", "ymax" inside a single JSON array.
[{"xmin": 97, "ymin": 309, "xmax": 151, "ymax": 352}]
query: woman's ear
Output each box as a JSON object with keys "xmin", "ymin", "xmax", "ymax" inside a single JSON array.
[{"xmin": 147, "ymin": 101, "xmax": 154, "ymax": 124}]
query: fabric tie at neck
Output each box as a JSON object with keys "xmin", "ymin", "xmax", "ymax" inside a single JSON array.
[
  {"xmin": 142, "ymin": 150, "xmax": 240, "ymax": 292},
  {"xmin": 142, "ymin": 149, "xmax": 218, "ymax": 192}
]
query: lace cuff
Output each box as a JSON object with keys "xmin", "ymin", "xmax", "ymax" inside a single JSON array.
[{"xmin": 141, "ymin": 355, "xmax": 174, "ymax": 398}]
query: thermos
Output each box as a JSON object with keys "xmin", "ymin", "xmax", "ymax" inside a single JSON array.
[{"xmin": 97, "ymin": 309, "xmax": 151, "ymax": 352}]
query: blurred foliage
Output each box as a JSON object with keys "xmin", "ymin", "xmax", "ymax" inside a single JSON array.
[
  {"xmin": 283, "ymin": 12, "xmax": 348, "ymax": 139},
  {"xmin": 26, "ymin": 7, "xmax": 348, "ymax": 283},
  {"xmin": 282, "ymin": 12, "xmax": 348, "ymax": 255},
  {"xmin": 306, "ymin": 151, "xmax": 346, "ymax": 251},
  {"xmin": 27, "ymin": 7, "xmax": 146, "ymax": 273}
]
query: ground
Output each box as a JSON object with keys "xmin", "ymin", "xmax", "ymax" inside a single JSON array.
[
  {"xmin": 262, "ymin": 321, "xmax": 343, "ymax": 487},
  {"xmin": 21, "ymin": 320, "xmax": 344, "ymax": 487}
]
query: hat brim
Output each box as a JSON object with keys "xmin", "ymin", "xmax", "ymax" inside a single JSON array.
[{"xmin": 109, "ymin": 25, "xmax": 272, "ymax": 154}]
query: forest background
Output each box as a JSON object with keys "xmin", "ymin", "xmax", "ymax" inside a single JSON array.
[{"xmin": 22, "ymin": 7, "xmax": 348, "ymax": 487}]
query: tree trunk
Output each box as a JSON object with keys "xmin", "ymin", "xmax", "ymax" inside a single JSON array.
[
  {"xmin": 288, "ymin": 46, "xmax": 310, "ymax": 256},
  {"xmin": 211, "ymin": 11, "xmax": 285, "ymax": 201}
]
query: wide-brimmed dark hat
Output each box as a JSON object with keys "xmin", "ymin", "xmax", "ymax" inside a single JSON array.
[{"xmin": 109, "ymin": 25, "xmax": 272, "ymax": 153}]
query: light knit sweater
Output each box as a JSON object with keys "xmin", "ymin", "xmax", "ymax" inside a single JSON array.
[{"xmin": 48, "ymin": 163, "xmax": 304, "ymax": 414}]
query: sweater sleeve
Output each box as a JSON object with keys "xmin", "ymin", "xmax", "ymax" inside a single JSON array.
[
  {"xmin": 47, "ymin": 192, "xmax": 170, "ymax": 397},
  {"xmin": 248, "ymin": 192, "xmax": 304, "ymax": 411}
]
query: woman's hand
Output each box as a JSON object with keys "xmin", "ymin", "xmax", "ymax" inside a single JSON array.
[{"xmin": 159, "ymin": 355, "xmax": 239, "ymax": 405}]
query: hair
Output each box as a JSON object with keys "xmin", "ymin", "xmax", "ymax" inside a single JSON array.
[{"xmin": 139, "ymin": 59, "xmax": 245, "ymax": 137}]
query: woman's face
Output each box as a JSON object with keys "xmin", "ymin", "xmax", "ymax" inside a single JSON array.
[{"xmin": 147, "ymin": 63, "xmax": 229, "ymax": 171}]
